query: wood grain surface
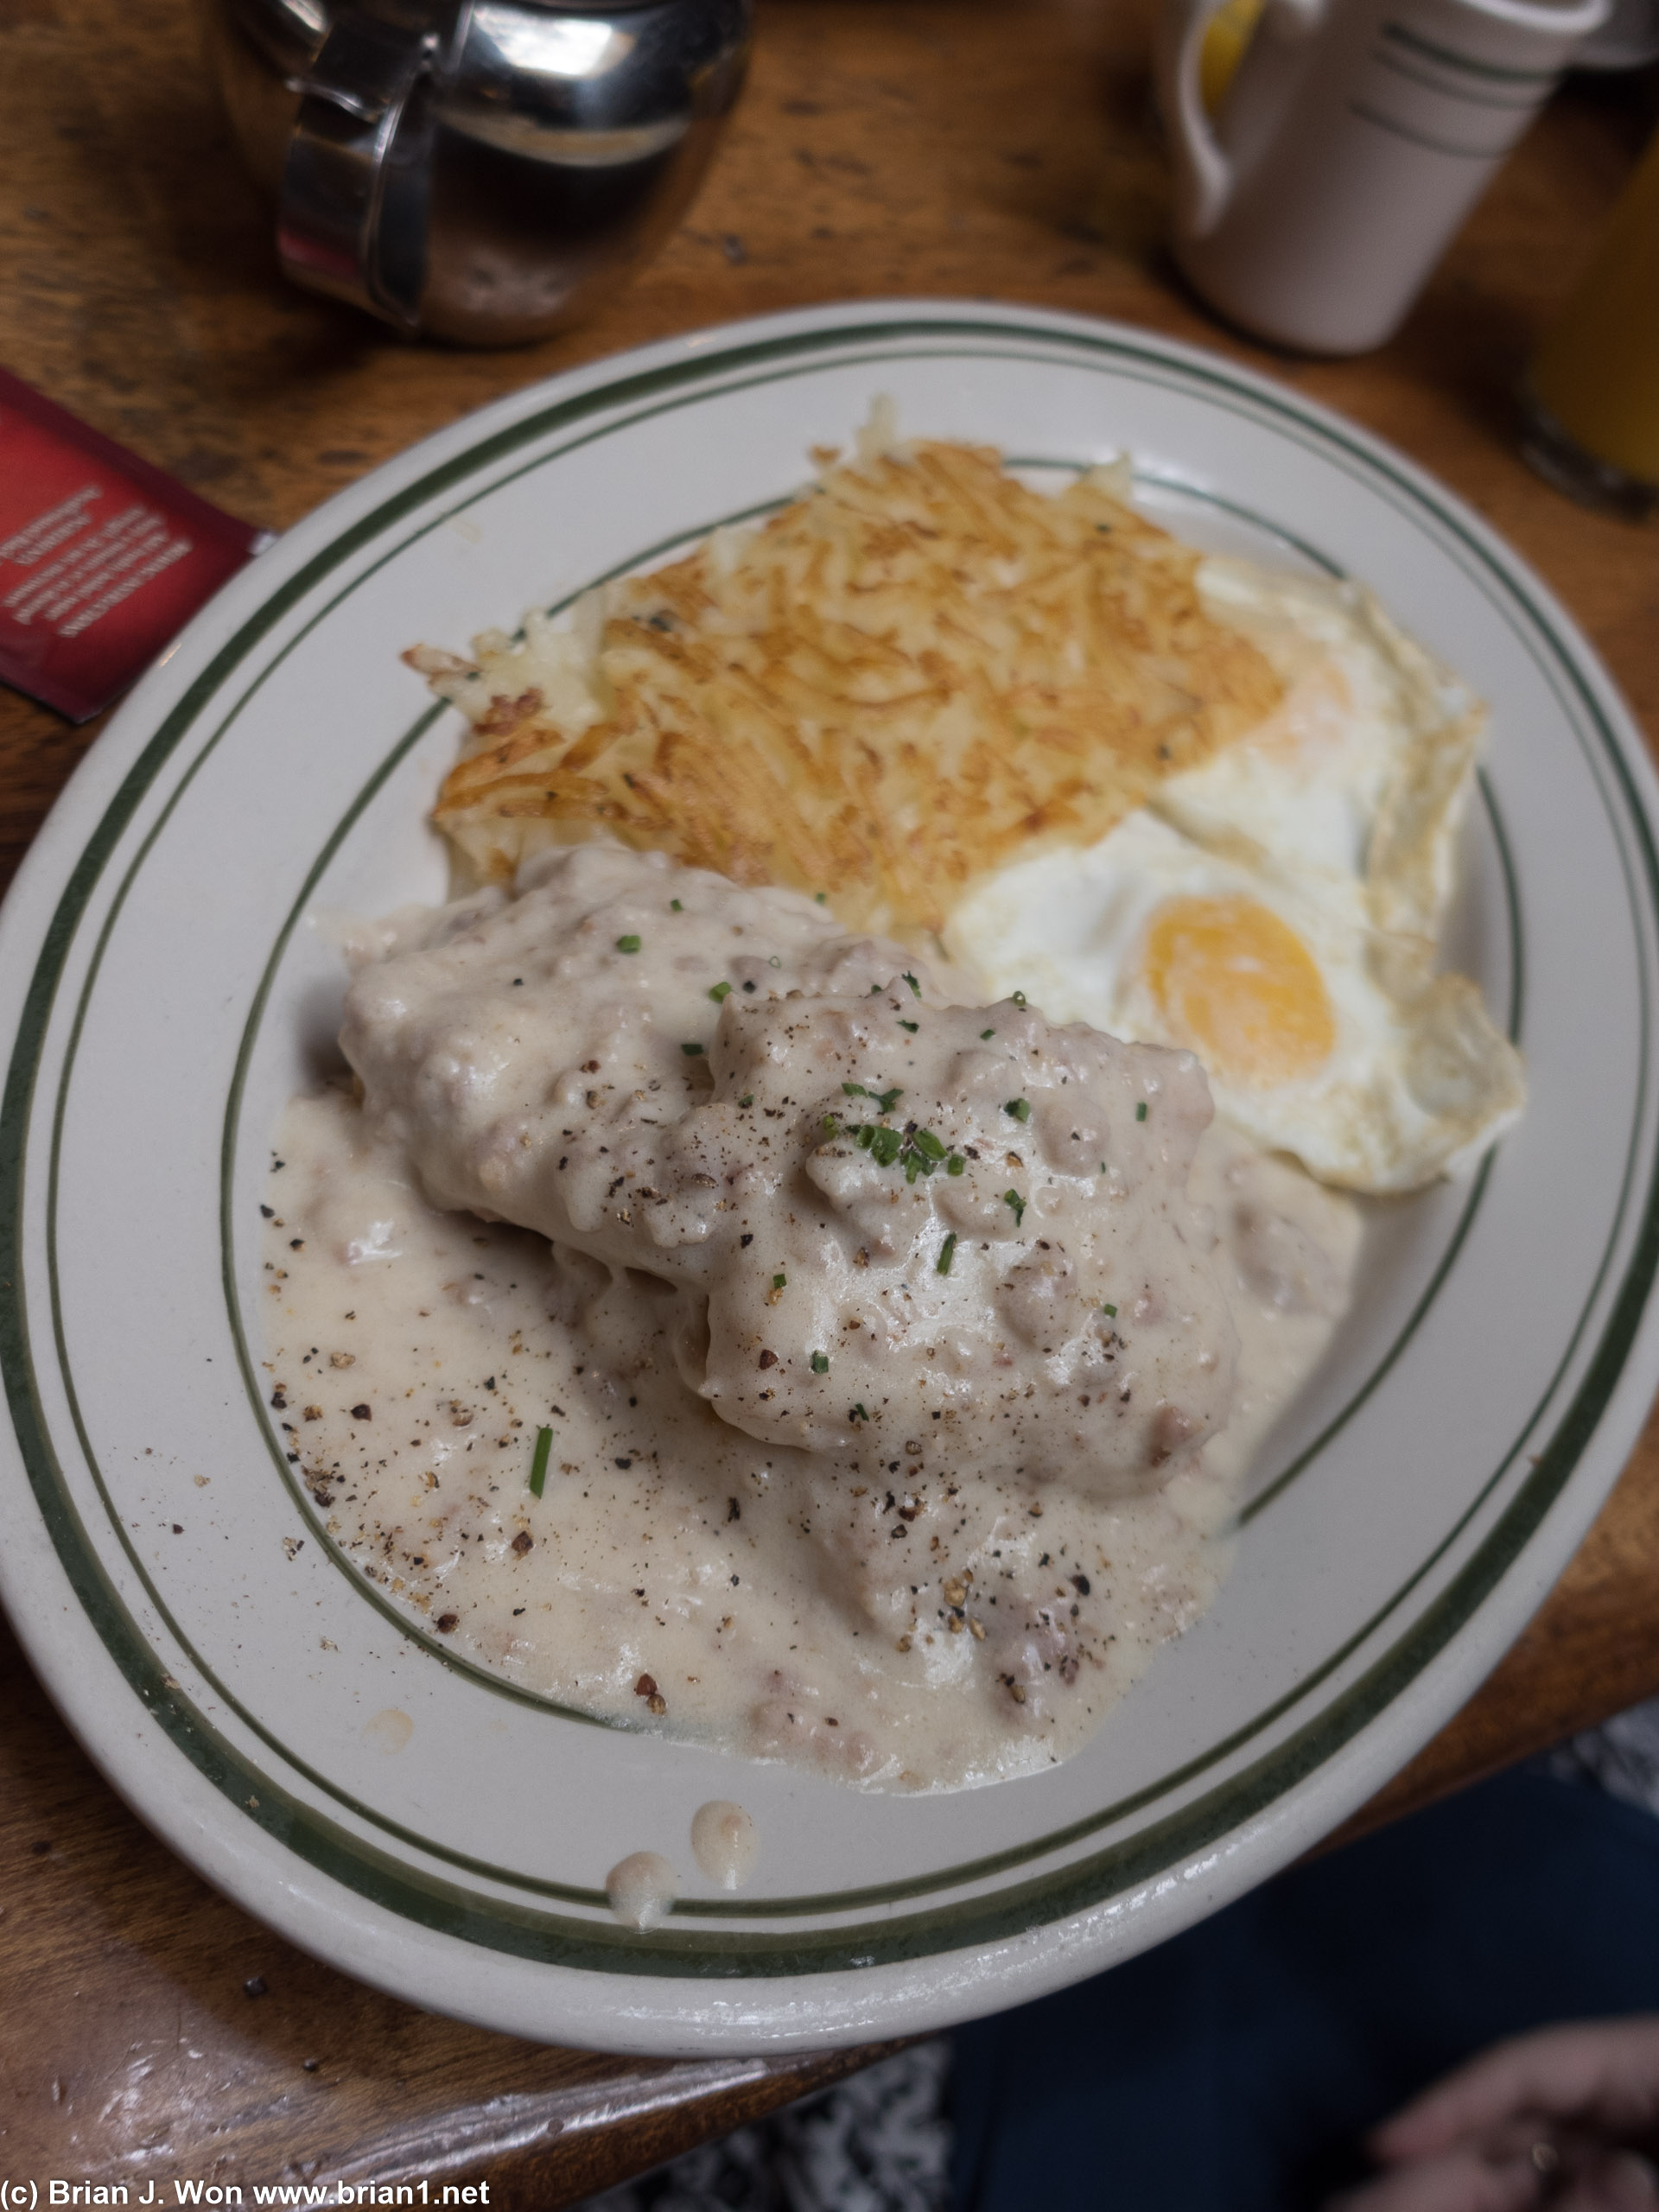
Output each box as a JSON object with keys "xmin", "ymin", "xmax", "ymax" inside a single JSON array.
[{"xmin": 2, "ymin": 0, "xmax": 1657, "ymax": 2200}]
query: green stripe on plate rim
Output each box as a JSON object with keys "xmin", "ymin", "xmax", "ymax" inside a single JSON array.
[{"xmin": 2, "ymin": 312, "xmax": 1655, "ymax": 1977}]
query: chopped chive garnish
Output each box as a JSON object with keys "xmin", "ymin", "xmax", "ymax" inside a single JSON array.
[
  {"xmin": 875, "ymin": 1086, "xmax": 903, "ymax": 1113},
  {"xmin": 898, "ymin": 1018, "xmax": 918, "ymax": 1033},
  {"xmin": 738, "ymin": 1093, "xmax": 754, "ymax": 1108},
  {"xmin": 870, "ymin": 982, "xmax": 884, "ymax": 995},
  {"xmin": 903, "ymin": 972, "xmax": 922, "ymax": 999},
  {"xmin": 709, "ymin": 980, "xmax": 733, "ymax": 1002},
  {"xmin": 528, "ymin": 1426, "xmax": 552, "ymax": 1498},
  {"xmin": 980, "ymin": 1027, "xmax": 995, "ymax": 1040},
  {"xmin": 682, "ymin": 1041, "xmax": 704, "ymax": 1056},
  {"xmin": 855, "ymin": 1125, "xmax": 875, "ymax": 1150},
  {"xmin": 937, "ymin": 1231, "xmax": 957, "ymax": 1275},
  {"xmin": 1004, "ymin": 1097, "xmax": 1032, "ymax": 1123},
  {"xmin": 905, "ymin": 1155, "xmax": 923, "ymax": 1183},
  {"xmin": 810, "ymin": 1351, "xmax": 830, "ymax": 1374},
  {"xmin": 816, "ymin": 892, "xmax": 829, "ymax": 904},
  {"xmin": 671, "ymin": 899, "xmax": 683, "ymax": 912},
  {"xmin": 821, "ymin": 1114, "xmax": 840, "ymax": 1138},
  {"xmin": 1102, "ymin": 1302, "xmax": 1117, "ymax": 1319},
  {"xmin": 870, "ymin": 1126, "xmax": 904, "ymax": 1166},
  {"xmin": 1135, "ymin": 1100, "xmax": 1148, "ymax": 1122},
  {"xmin": 947, "ymin": 1154, "xmax": 966, "ymax": 1175},
  {"xmin": 912, "ymin": 1129, "xmax": 945, "ymax": 1161},
  {"xmin": 842, "ymin": 1081, "xmax": 868, "ymax": 1096},
  {"xmin": 1012, "ymin": 990, "xmax": 1027, "ymax": 1008},
  {"xmin": 1003, "ymin": 1189, "xmax": 1027, "ymax": 1226},
  {"xmin": 615, "ymin": 933, "xmax": 642, "ymax": 953},
  {"xmin": 772, "ymin": 1272, "xmax": 787, "ymax": 1290},
  {"xmin": 851, "ymin": 1402, "xmax": 868, "ymax": 1421}
]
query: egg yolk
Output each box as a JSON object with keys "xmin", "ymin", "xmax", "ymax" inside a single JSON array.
[{"xmin": 1141, "ymin": 894, "xmax": 1335, "ymax": 1087}]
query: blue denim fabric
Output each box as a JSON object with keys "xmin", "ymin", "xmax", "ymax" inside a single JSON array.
[{"xmin": 950, "ymin": 1768, "xmax": 1659, "ymax": 2212}]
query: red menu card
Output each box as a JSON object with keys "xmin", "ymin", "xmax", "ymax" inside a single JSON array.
[{"xmin": 0, "ymin": 368, "xmax": 267, "ymax": 722}]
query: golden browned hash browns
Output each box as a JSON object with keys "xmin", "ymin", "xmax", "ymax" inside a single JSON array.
[{"xmin": 416, "ymin": 437, "xmax": 1283, "ymax": 938}]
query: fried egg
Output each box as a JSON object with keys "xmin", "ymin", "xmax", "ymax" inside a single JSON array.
[{"xmin": 945, "ymin": 565, "xmax": 1526, "ymax": 1193}]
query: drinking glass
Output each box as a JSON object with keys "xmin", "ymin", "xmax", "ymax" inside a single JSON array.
[{"xmin": 1522, "ymin": 124, "xmax": 1659, "ymax": 520}]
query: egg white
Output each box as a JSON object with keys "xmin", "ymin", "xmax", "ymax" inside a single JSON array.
[{"xmin": 1161, "ymin": 563, "xmax": 1488, "ymax": 949}]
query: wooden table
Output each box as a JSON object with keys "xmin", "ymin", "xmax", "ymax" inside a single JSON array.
[{"xmin": 3, "ymin": 0, "xmax": 1657, "ymax": 2200}]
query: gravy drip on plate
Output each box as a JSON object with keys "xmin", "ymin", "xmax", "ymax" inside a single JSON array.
[
  {"xmin": 262, "ymin": 853, "xmax": 1358, "ymax": 1791},
  {"xmin": 690, "ymin": 1800, "xmax": 758, "ymax": 1888}
]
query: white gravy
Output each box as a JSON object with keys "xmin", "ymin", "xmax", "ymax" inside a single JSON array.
[
  {"xmin": 690, "ymin": 1800, "xmax": 759, "ymax": 1889},
  {"xmin": 261, "ymin": 852, "xmax": 1359, "ymax": 1793}
]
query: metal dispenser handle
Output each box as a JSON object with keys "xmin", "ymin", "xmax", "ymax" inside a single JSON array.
[{"xmin": 277, "ymin": 7, "xmax": 441, "ymax": 334}]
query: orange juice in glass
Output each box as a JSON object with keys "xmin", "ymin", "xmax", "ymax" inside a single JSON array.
[{"xmin": 1523, "ymin": 124, "xmax": 1659, "ymax": 519}]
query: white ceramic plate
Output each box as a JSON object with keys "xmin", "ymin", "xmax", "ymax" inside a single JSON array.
[{"xmin": 3, "ymin": 301, "xmax": 1658, "ymax": 2056}]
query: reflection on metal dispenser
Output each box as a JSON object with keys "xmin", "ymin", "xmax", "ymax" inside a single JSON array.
[{"xmin": 204, "ymin": 0, "xmax": 753, "ymax": 346}]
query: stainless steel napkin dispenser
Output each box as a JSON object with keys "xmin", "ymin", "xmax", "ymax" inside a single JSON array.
[{"xmin": 205, "ymin": 0, "xmax": 752, "ymax": 345}]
